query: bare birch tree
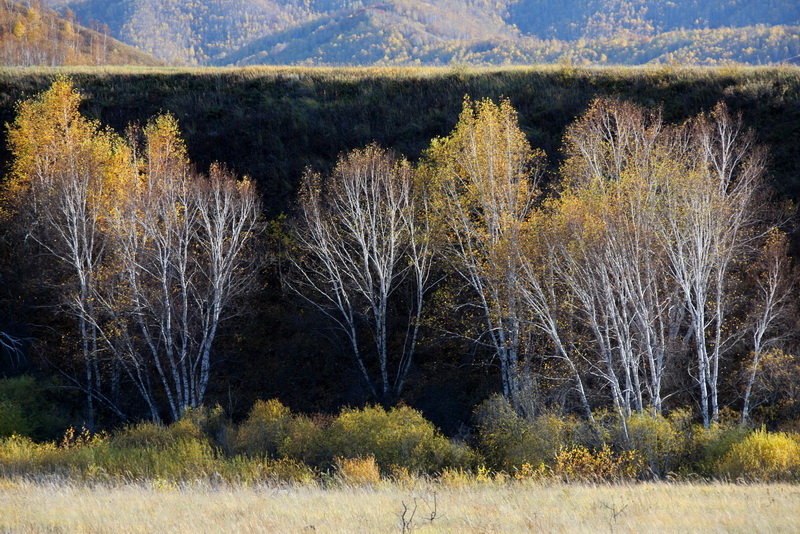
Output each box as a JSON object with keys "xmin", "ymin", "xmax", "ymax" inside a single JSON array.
[
  {"xmin": 102, "ymin": 115, "xmax": 262, "ymax": 421},
  {"xmin": 288, "ymin": 144, "xmax": 432, "ymax": 403},
  {"xmin": 5, "ymin": 81, "xmax": 262, "ymax": 423},
  {"xmin": 656, "ymin": 103, "xmax": 766, "ymax": 427},
  {"xmin": 553, "ymin": 99, "xmax": 685, "ymax": 420},
  {"xmin": 741, "ymin": 229, "xmax": 795, "ymax": 424}
]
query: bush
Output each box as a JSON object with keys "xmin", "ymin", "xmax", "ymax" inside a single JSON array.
[
  {"xmin": 179, "ymin": 405, "xmax": 229, "ymax": 449},
  {"xmin": 324, "ymin": 405, "xmax": 463, "ymax": 473},
  {"xmin": 277, "ymin": 414, "xmax": 326, "ymax": 465},
  {"xmin": 623, "ymin": 412, "xmax": 684, "ymax": 478},
  {"xmin": 111, "ymin": 418, "xmax": 205, "ymax": 450},
  {"xmin": 473, "ymin": 395, "xmax": 536, "ymax": 470},
  {"xmin": 551, "ymin": 445, "xmax": 645, "ymax": 482},
  {"xmin": 715, "ymin": 429, "xmax": 800, "ymax": 481},
  {"xmin": 0, "ymin": 400, "xmax": 31, "ymax": 438},
  {"xmin": 232, "ymin": 399, "xmax": 293, "ymax": 457},
  {"xmin": 99, "ymin": 418, "xmax": 218, "ymax": 480},
  {"xmin": 695, "ymin": 423, "xmax": 751, "ymax": 476},
  {"xmin": 334, "ymin": 456, "xmax": 381, "ymax": 486},
  {"xmin": 0, "ymin": 376, "xmax": 71, "ymax": 440},
  {"xmin": 474, "ymin": 395, "xmax": 575, "ymax": 471}
]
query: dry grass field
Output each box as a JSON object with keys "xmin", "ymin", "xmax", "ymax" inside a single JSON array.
[{"xmin": 1, "ymin": 479, "xmax": 798, "ymax": 533}]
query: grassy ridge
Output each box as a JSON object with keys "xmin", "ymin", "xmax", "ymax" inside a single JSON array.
[{"xmin": 1, "ymin": 65, "xmax": 799, "ymax": 217}]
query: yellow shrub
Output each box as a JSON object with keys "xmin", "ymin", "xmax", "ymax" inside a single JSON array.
[
  {"xmin": 715, "ymin": 429, "xmax": 800, "ymax": 481},
  {"xmin": 334, "ymin": 456, "xmax": 381, "ymax": 487},
  {"xmin": 552, "ymin": 445, "xmax": 644, "ymax": 482},
  {"xmin": 232, "ymin": 399, "xmax": 293, "ymax": 458},
  {"xmin": 325, "ymin": 405, "xmax": 460, "ymax": 473}
]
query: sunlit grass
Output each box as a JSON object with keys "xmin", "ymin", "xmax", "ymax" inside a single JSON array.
[
  {"xmin": 0, "ymin": 478, "xmax": 798, "ymax": 533},
  {"xmin": 0, "ymin": 63, "xmax": 796, "ymax": 80}
]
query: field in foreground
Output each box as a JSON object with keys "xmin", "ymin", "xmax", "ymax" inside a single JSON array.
[{"xmin": 1, "ymin": 480, "xmax": 798, "ymax": 533}]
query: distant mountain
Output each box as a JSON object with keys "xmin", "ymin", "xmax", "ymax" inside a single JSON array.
[
  {"xmin": 60, "ymin": 0, "xmax": 319, "ymax": 65},
  {"xmin": 50, "ymin": 0, "xmax": 800, "ymax": 66},
  {"xmin": 508, "ymin": 0, "xmax": 800, "ymax": 40},
  {"xmin": 0, "ymin": 0, "xmax": 161, "ymax": 66},
  {"xmin": 222, "ymin": 2, "xmax": 533, "ymax": 66}
]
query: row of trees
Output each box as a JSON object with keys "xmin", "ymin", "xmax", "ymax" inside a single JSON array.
[
  {"xmin": 289, "ymin": 96, "xmax": 793, "ymax": 429},
  {"xmin": 3, "ymin": 79, "xmax": 262, "ymax": 425},
  {"xmin": 2, "ymin": 79, "xmax": 794, "ymax": 431}
]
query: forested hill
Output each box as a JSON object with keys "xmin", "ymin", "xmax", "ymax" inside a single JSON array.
[
  {"xmin": 0, "ymin": 1, "xmax": 161, "ymax": 66},
  {"xmin": 49, "ymin": 0, "xmax": 800, "ymax": 66}
]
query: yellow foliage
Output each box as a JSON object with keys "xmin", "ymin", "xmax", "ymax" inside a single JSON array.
[
  {"xmin": 552, "ymin": 445, "xmax": 644, "ymax": 482},
  {"xmin": 334, "ymin": 456, "xmax": 381, "ymax": 487},
  {"xmin": 716, "ymin": 429, "xmax": 800, "ymax": 481}
]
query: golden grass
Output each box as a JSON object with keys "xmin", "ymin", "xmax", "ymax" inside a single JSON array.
[
  {"xmin": 0, "ymin": 479, "xmax": 798, "ymax": 533},
  {"xmin": 0, "ymin": 63, "xmax": 797, "ymax": 80}
]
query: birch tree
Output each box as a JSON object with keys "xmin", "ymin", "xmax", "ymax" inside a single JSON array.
[
  {"xmin": 4, "ymin": 81, "xmax": 262, "ymax": 422},
  {"xmin": 523, "ymin": 98, "xmax": 773, "ymax": 429},
  {"xmin": 288, "ymin": 144, "xmax": 433, "ymax": 403},
  {"xmin": 103, "ymin": 115, "xmax": 262, "ymax": 421},
  {"xmin": 553, "ymin": 99, "xmax": 685, "ymax": 419},
  {"xmin": 425, "ymin": 97, "xmax": 544, "ymax": 409},
  {"xmin": 741, "ymin": 229, "xmax": 795, "ymax": 424},
  {"xmin": 5, "ymin": 78, "xmax": 133, "ymax": 425},
  {"xmin": 517, "ymin": 211, "xmax": 595, "ymax": 423},
  {"xmin": 656, "ymin": 103, "xmax": 766, "ymax": 427}
]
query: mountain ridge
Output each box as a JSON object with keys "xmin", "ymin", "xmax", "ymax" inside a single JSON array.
[{"xmin": 50, "ymin": 0, "xmax": 800, "ymax": 66}]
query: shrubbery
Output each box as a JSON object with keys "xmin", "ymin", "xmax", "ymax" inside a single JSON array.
[
  {"xmin": 231, "ymin": 399, "xmax": 294, "ymax": 457},
  {"xmin": 551, "ymin": 445, "xmax": 645, "ymax": 482},
  {"xmin": 230, "ymin": 400, "xmax": 475, "ymax": 474},
  {"xmin": 324, "ymin": 405, "xmax": 471, "ymax": 473},
  {"xmin": 0, "ymin": 376, "xmax": 71, "ymax": 441},
  {"xmin": 715, "ymin": 429, "xmax": 800, "ymax": 481},
  {"xmin": 2, "ymin": 396, "xmax": 800, "ymax": 485}
]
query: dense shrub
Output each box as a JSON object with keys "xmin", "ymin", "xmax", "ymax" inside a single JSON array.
[
  {"xmin": 715, "ymin": 429, "xmax": 800, "ymax": 481},
  {"xmin": 474, "ymin": 395, "xmax": 578, "ymax": 471},
  {"xmin": 277, "ymin": 414, "xmax": 326, "ymax": 466},
  {"xmin": 0, "ymin": 376, "xmax": 71, "ymax": 440},
  {"xmin": 473, "ymin": 395, "xmax": 537, "ymax": 470},
  {"xmin": 110, "ymin": 418, "xmax": 205, "ymax": 450},
  {"xmin": 0, "ymin": 400, "xmax": 30, "ymax": 437},
  {"xmin": 695, "ymin": 423, "xmax": 752, "ymax": 476},
  {"xmin": 551, "ymin": 445, "xmax": 645, "ymax": 482},
  {"xmin": 179, "ymin": 405, "xmax": 229, "ymax": 449},
  {"xmin": 6, "ymin": 397, "xmax": 800, "ymax": 484},
  {"xmin": 622, "ymin": 412, "xmax": 685, "ymax": 478},
  {"xmin": 94, "ymin": 418, "xmax": 217, "ymax": 480},
  {"xmin": 324, "ymin": 405, "xmax": 470, "ymax": 473},
  {"xmin": 231, "ymin": 399, "xmax": 293, "ymax": 457}
]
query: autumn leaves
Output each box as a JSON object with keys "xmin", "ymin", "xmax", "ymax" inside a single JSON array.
[
  {"xmin": 290, "ymin": 94, "xmax": 784, "ymax": 427},
  {"xmin": 4, "ymin": 79, "xmax": 261, "ymax": 424},
  {"xmin": 3, "ymin": 78, "xmax": 786, "ymax": 427}
]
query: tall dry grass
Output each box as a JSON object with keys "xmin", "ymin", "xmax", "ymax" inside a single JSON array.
[{"xmin": 0, "ymin": 478, "xmax": 798, "ymax": 533}]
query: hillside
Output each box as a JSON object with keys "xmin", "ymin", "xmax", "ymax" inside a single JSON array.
[
  {"xmin": 0, "ymin": 1, "xmax": 161, "ymax": 66},
  {"xmin": 52, "ymin": 0, "xmax": 800, "ymax": 66}
]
